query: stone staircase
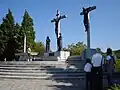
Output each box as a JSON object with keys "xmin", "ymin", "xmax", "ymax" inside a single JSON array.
[{"xmin": 0, "ymin": 58, "xmax": 85, "ymax": 90}]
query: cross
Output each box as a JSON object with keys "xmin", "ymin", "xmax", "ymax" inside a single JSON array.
[
  {"xmin": 80, "ymin": 6, "xmax": 96, "ymax": 59},
  {"xmin": 80, "ymin": 6, "xmax": 96, "ymax": 32},
  {"xmin": 51, "ymin": 10, "xmax": 67, "ymax": 51},
  {"xmin": 56, "ymin": 10, "xmax": 60, "ymax": 17}
]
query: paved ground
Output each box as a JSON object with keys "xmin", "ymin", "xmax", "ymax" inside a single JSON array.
[
  {"xmin": 0, "ymin": 78, "xmax": 84, "ymax": 90},
  {"xmin": 0, "ymin": 61, "xmax": 120, "ymax": 90},
  {"xmin": 0, "ymin": 79, "xmax": 61, "ymax": 90},
  {"xmin": 0, "ymin": 78, "xmax": 118, "ymax": 90}
]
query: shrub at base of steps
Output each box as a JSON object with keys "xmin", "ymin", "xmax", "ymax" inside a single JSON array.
[{"xmin": 108, "ymin": 84, "xmax": 120, "ymax": 90}]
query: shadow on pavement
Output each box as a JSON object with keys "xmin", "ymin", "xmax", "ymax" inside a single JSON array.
[{"xmin": 42, "ymin": 60, "xmax": 85, "ymax": 90}]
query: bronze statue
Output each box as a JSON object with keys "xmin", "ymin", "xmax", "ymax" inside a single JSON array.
[
  {"xmin": 80, "ymin": 6, "xmax": 96, "ymax": 32},
  {"xmin": 46, "ymin": 36, "xmax": 50, "ymax": 52},
  {"xmin": 57, "ymin": 33, "xmax": 62, "ymax": 51},
  {"xmin": 51, "ymin": 10, "xmax": 67, "ymax": 51}
]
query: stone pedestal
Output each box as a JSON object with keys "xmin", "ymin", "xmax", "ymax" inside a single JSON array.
[
  {"xmin": 54, "ymin": 51, "xmax": 70, "ymax": 61},
  {"xmin": 44, "ymin": 51, "xmax": 70, "ymax": 61}
]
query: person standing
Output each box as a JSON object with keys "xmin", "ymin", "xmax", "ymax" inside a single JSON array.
[
  {"xmin": 27, "ymin": 47, "xmax": 31, "ymax": 61},
  {"xmin": 106, "ymin": 48, "xmax": 116, "ymax": 87},
  {"xmin": 84, "ymin": 58, "xmax": 92, "ymax": 90},
  {"xmin": 91, "ymin": 48, "xmax": 104, "ymax": 90}
]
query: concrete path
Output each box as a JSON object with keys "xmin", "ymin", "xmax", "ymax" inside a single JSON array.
[{"xmin": 0, "ymin": 79, "xmax": 84, "ymax": 90}]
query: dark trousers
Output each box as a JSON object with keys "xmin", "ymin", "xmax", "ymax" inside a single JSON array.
[
  {"xmin": 91, "ymin": 67, "xmax": 103, "ymax": 90},
  {"xmin": 86, "ymin": 72, "xmax": 92, "ymax": 90},
  {"xmin": 107, "ymin": 73, "xmax": 113, "ymax": 87}
]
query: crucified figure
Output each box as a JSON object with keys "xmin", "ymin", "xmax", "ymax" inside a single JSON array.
[{"xmin": 51, "ymin": 10, "xmax": 67, "ymax": 51}]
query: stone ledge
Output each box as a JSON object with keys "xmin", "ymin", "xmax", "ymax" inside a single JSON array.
[{"xmin": 0, "ymin": 75, "xmax": 85, "ymax": 80}]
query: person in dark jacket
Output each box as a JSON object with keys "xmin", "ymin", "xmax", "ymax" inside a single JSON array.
[{"xmin": 106, "ymin": 48, "xmax": 116, "ymax": 87}]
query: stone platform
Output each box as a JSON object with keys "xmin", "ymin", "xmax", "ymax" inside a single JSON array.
[{"xmin": 44, "ymin": 51, "xmax": 70, "ymax": 61}]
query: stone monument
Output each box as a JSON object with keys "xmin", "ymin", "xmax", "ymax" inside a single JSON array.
[
  {"xmin": 51, "ymin": 10, "xmax": 66, "ymax": 51},
  {"xmin": 44, "ymin": 10, "xmax": 70, "ymax": 61}
]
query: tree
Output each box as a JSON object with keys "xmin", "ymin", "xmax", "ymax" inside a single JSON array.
[
  {"xmin": 33, "ymin": 42, "xmax": 45, "ymax": 56},
  {"xmin": 64, "ymin": 42, "xmax": 86, "ymax": 56},
  {"xmin": 0, "ymin": 9, "xmax": 16, "ymax": 61},
  {"xmin": 0, "ymin": 9, "xmax": 36, "ymax": 61},
  {"xmin": 14, "ymin": 23, "xmax": 24, "ymax": 52},
  {"xmin": 0, "ymin": 25, "xmax": 4, "ymax": 56},
  {"xmin": 114, "ymin": 50, "xmax": 120, "ymax": 59},
  {"xmin": 21, "ymin": 10, "xmax": 35, "ymax": 49}
]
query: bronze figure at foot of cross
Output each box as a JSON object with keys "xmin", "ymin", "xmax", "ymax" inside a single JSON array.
[{"xmin": 57, "ymin": 33, "xmax": 62, "ymax": 51}]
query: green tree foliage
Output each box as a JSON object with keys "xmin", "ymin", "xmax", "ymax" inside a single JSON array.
[
  {"xmin": 0, "ymin": 9, "xmax": 16, "ymax": 61},
  {"xmin": 14, "ymin": 23, "xmax": 24, "ymax": 52},
  {"xmin": 21, "ymin": 10, "xmax": 35, "ymax": 49},
  {"xmin": 108, "ymin": 84, "xmax": 120, "ymax": 90},
  {"xmin": 114, "ymin": 50, "xmax": 120, "ymax": 59},
  {"xmin": 0, "ymin": 9, "xmax": 36, "ymax": 61},
  {"xmin": 0, "ymin": 25, "xmax": 5, "ymax": 55},
  {"xmin": 64, "ymin": 42, "xmax": 86, "ymax": 56},
  {"xmin": 33, "ymin": 42, "xmax": 45, "ymax": 56}
]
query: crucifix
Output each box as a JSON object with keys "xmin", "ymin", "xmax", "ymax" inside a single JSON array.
[
  {"xmin": 51, "ymin": 10, "xmax": 67, "ymax": 51},
  {"xmin": 80, "ymin": 6, "xmax": 96, "ymax": 59}
]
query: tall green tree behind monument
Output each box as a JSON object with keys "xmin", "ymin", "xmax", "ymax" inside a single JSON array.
[
  {"xmin": 0, "ymin": 24, "xmax": 5, "ymax": 56},
  {"xmin": 63, "ymin": 42, "xmax": 86, "ymax": 56},
  {"xmin": 0, "ymin": 9, "xmax": 16, "ymax": 61},
  {"xmin": 21, "ymin": 10, "xmax": 35, "ymax": 49},
  {"xmin": 14, "ymin": 23, "xmax": 24, "ymax": 52},
  {"xmin": 33, "ymin": 42, "xmax": 45, "ymax": 56}
]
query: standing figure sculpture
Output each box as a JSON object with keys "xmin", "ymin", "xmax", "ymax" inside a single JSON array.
[
  {"xmin": 57, "ymin": 33, "xmax": 62, "ymax": 51},
  {"xmin": 51, "ymin": 10, "xmax": 67, "ymax": 51},
  {"xmin": 46, "ymin": 36, "xmax": 51, "ymax": 52}
]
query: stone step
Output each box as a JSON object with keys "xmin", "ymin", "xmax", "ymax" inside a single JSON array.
[
  {"xmin": 0, "ymin": 64, "xmax": 67, "ymax": 67},
  {"xmin": 0, "ymin": 65, "xmax": 68, "ymax": 69},
  {"xmin": 0, "ymin": 64, "xmax": 68, "ymax": 67},
  {"xmin": 0, "ymin": 66, "xmax": 64, "ymax": 69},
  {"xmin": 0, "ymin": 72, "xmax": 84, "ymax": 77},
  {"xmin": 0, "ymin": 65, "xmax": 82, "ymax": 69},
  {"xmin": 0, "ymin": 61, "xmax": 83, "ymax": 65},
  {"xmin": 0, "ymin": 75, "xmax": 84, "ymax": 80},
  {"xmin": 0, "ymin": 61, "xmax": 67, "ymax": 65},
  {"xmin": 0, "ymin": 64, "xmax": 83, "ymax": 70},
  {"xmin": 0, "ymin": 67, "xmax": 83, "ymax": 71},
  {"xmin": 0, "ymin": 69, "xmax": 84, "ymax": 73},
  {"xmin": 0, "ymin": 79, "xmax": 84, "ymax": 88}
]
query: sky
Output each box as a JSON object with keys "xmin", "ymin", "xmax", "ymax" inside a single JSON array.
[{"xmin": 0, "ymin": 0, "xmax": 120, "ymax": 52}]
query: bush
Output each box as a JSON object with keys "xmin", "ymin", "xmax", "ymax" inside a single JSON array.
[
  {"xmin": 115, "ymin": 59, "xmax": 120, "ymax": 72},
  {"xmin": 108, "ymin": 84, "xmax": 120, "ymax": 90}
]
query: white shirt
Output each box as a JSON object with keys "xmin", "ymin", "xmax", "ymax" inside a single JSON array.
[
  {"xmin": 27, "ymin": 48, "xmax": 31, "ymax": 54},
  {"xmin": 106, "ymin": 55, "xmax": 111, "ymax": 61},
  {"xmin": 84, "ymin": 63, "xmax": 92, "ymax": 72},
  {"xmin": 92, "ymin": 53, "xmax": 104, "ymax": 67}
]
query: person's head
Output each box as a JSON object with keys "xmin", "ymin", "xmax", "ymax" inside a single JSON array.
[
  {"xmin": 86, "ymin": 58, "xmax": 91, "ymax": 63},
  {"xmin": 96, "ymin": 48, "xmax": 101, "ymax": 53},
  {"xmin": 59, "ymin": 33, "xmax": 62, "ymax": 36},
  {"xmin": 107, "ymin": 48, "xmax": 112, "ymax": 55},
  {"xmin": 47, "ymin": 36, "xmax": 49, "ymax": 39}
]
